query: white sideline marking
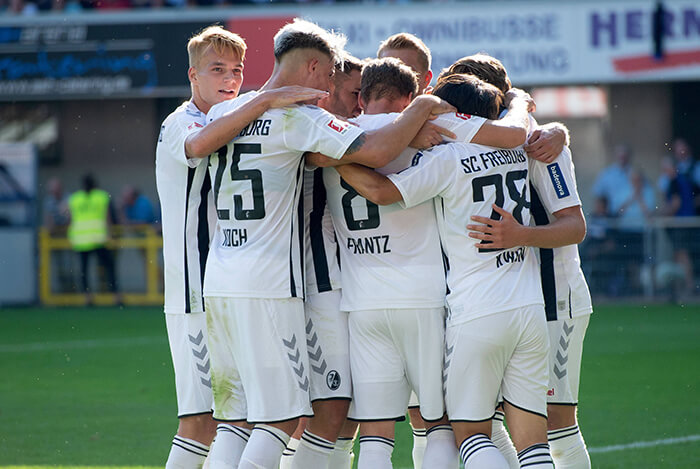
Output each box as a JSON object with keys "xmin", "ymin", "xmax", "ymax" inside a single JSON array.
[
  {"xmin": 0, "ymin": 336, "xmax": 165, "ymax": 353},
  {"xmin": 588, "ymin": 434, "xmax": 700, "ymax": 454}
]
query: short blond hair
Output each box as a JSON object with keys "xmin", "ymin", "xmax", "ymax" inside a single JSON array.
[
  {"xmin": 187, "ymin": 25, "xmax": 247, "ymax": 69},
  {"xmin": 273, "ymin": 18, "xmax": 347, "ymax": 65},
  {"xmin": 377, "ymin": 33, "xmax": 431, "ymax": 73}
]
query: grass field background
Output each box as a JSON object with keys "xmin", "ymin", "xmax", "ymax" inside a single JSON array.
[{"xmin": 1, "ymin": 304, "xmax": 698, "ymax": 468}]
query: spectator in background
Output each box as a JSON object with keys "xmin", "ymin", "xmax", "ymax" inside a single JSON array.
[
  {"xmin": 615, "ymin": 168, "xmax": 656, "ymax": 294},
  {"xmin": 120, "ymin": 185, "xmax": 157, "ymax": 225},
  {"xmin": 592, "ymin": 143, "xmax": 633, "ymax": 216},
  {"xmin": 672, "ymin": 138, "xmax": 700, "ymax": 191},
  {"xmin": 67, "ymin": 174, "xmax": 120, "ymax": 305},
  {"xmin": 43, "ymin": 177, "xmax": 73, "ymax": 292},
  {"xmin": 43, "ymin": 177, "xmax": 69, "ymax": 233},
  {"xmin": 582, "ymin": 196, "xmax": 620, "ymax": 295},
  {"xmin": 660, "ymin": 152, "xmax": 699, "ymax": 298}
]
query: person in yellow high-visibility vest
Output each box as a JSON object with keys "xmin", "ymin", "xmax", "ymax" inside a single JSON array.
[{"xmin": 67, "ymin": 174, "xmax": 119, "ymax": 304}]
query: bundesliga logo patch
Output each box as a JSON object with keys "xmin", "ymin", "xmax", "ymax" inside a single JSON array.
[
  {"xmin": 455, "ymin": 112, "xmax": 472, "ymax": 120},
  {"xmin": 327, "ymin": 119, "xmax": 349, "ymax": 135},
  {"xmin": 547, "ymin": 163, "xmax": 570, "ymax": 199}
]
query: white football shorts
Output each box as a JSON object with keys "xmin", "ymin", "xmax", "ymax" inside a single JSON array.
[
  {"xmin": 305, "ymin": 290, "xmax": 352, "ymax": 401},
  {"xmin": 547, "ymin": 314, "xmax": 590, "ymax": 405},
  {"xmin": 165, "ymin": 312, "xmax": 214, "ymax": 417},
  {"xmin": 445, "ymin": 304, "xmax": 549, "ymax": 422},
  {"xmin": 348, "ymin": 307, "xmax": 446, "ymax": 422},
  {"xmin": 204, "ymin": 297, "xmax": 313, "ymax": 423}
]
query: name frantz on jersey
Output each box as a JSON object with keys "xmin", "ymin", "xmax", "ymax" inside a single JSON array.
[
  {"xmin": 347, "ymin": 234, "xmax": 392, "ymax": 255},
  {"xmin": 461, "ymin": 148, "xmax": 527, "ymax": 174}
]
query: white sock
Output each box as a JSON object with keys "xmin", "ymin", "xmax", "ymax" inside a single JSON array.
[
  {"xmin": 548, "ymin": 425, "xmax": 591, "ymax": 469},
  {"xmin": 423, "ymin": 424, "xmax": 459, "ymax": 468},
  {"xmin": 290, "ymin": 430, "xmax": 334, "ymax": 469},
  {"xmin": 280, "ymin": 438, "xmax": 299, "ymax": 469},
  {"xmin": 279, "ymin": 437, "xmax": 300, "ymax": 469},
  {"xmin": 411, "ymin": 426, "xmax": 427, "ymax": 469},
  {"xmin": 491, "ymin": 411, "xmax": 519, "ymax": 469},
  {"xmin": 358, "ymin": 435, "xmax": 394, "ymax": 469},
  {"xmin": 208, "ymin": 424, "xmax": 251, "ymax": 469},
  {"xmin": 459, "ymin": 433, "xmax": 509, "ymax": 469},
  {"xmin": 238, "ymin": 425, "xmax": 290, "ymax": 469},
  {"xmin": 329, "ymin": 436, "xmax": 354, "ymax": 469},
  {"xmin": 166, "ymin": 435, "xmax": 209, "ymax": 469},
  {"xmin": 517, "ymin": 443, "xmax": 554, "ymax": 468}
]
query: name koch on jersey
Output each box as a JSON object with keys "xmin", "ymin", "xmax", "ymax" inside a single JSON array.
[
  {"xmin": 202, "ymin": 93, "xmax": 364, "ymax": 300},
  {"xmin": 156, "ymin": 100, "xmax": 216, "ymax": 315},
  {"xmin": 528, "ymin": 147, "xmax": 592, "ymax": 320},
  {"xmin": 387, "ymin": 142, "xmax": 544, "ymax": 324}
]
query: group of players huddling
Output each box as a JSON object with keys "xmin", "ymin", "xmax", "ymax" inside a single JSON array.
[{"xmin": 156, "ymin": 18, "xmax": 593, "ymax": 469}]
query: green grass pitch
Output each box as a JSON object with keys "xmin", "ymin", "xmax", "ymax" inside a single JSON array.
[{"xmin": 0, "ymin": 304, "xmax": 698, "ymax": 468}]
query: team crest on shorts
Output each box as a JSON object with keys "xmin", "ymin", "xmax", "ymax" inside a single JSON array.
[{"xmin": 326, "ymin": 370, "xmax": 341, "ymax": 390}]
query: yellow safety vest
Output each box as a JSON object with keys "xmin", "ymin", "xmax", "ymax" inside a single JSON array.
[{"xmin": 68, "ymin": 189, "xmax": 110, "ymax": 251}]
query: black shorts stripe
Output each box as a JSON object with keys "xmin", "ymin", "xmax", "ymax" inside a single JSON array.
[
  {"xmin": 309, "ymin": 168, "xmax": 332, "ymax": 292},
  {"xmin": 530, "ymin": 184, "xmax": 557, "ymax": 321},
  {"xmin": 503, "ymin": 397, "xmax": 548, "ymax": 420}
]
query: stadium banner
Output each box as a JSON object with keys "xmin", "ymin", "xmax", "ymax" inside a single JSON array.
[{"xmin": 0, "ymin": 0, "xmax": 697, "ymax": 100}]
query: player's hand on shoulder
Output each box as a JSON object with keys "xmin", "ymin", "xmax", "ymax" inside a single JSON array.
[
  {"xmin": 505, "ymin": 88, "xmax": 536, "ymax": 113},
  {"xmin": 524, "ymin": 127, "xmax": 565, "ymax": 164},
  {"xmin": 467, "ymin": 204, "xmax": 525, "ymax": 250},
  {"xmin": 412, "ymin": 94, "xmax": 457, "ymax": 117},
  {"xmin": 261, "ymin": 86, "xmax": 329, "ymax": 110},
  {"xmin": 411, "ymin": 122, "xmax": 456, "ymax": 149}
]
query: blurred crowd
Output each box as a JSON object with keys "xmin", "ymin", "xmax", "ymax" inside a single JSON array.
[
  {"xmin": 43, "ymin": 173, "xmax": 159, "ymax": 300},
  {"xmin": 584, "ymin": 138, "xmax": 700, "ymax": 299},
  {"xmin": 2, "ymin": 0, "xmax": 377, "ymax": 15}
]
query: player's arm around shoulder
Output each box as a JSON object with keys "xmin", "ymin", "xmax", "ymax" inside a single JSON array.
[
  {"xmin": 335, "ymin": 164, "xmax": 403, "ymax": 206},
  {"xmin": 524, "ymin": 121, "xmax": 569, "ymax": 164},
  {"xmin": 470, "ymin": 88, "xmax": 533, "ymax": 149},
  {"xmin": 186, "ymin": 87, "xmax": 329, "ymax": 159},
  {"xmin": 339, "ymin": 95, "xmax": 456, "ymax": 168}
]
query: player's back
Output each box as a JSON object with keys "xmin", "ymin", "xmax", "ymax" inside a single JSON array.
[
  {"xmin": 390, "ymin": 141, "xmax": 544, "ymax": 324},
  {"xmin": 204, "ymin": 93, "xmax": 363, "ymax": 300},
  {"xmin": 323, "ymin": 113, "xmax": 446, "ymax": 312}
]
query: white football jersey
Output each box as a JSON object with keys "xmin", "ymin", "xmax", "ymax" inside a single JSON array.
[
  {"xmin": 323, "ymin": 112, "xmax": 486, "ymax": 312},
  {"xmin": 156, "ymin": 100, "xmax": 217, "ymax": 314},
  {"xmin": 528, "ymin": 148, "xmax": 593, "ymax": 319},
  {"xmin": 203, "ymin": 92, "xmax": 364, "ymax": 299},
  {"xmin": 388, "ymin": 142, "xmax": 544, "ymax": 324},
  {"xmin": 304, "ymin": 167, "xmax": 341, "ymax": 295}
]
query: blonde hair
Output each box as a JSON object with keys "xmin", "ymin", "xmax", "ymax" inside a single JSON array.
[
  {"xmin": 377, "ymin": 33, "xmax": 431, "ymax": 73},
  {"xmin": 273, "ymin": 18, "xmax": 347, "ymax": 65},
  {"xmin": 187, "ymin": 25, "xmax": 247, "ymax": 69}
]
